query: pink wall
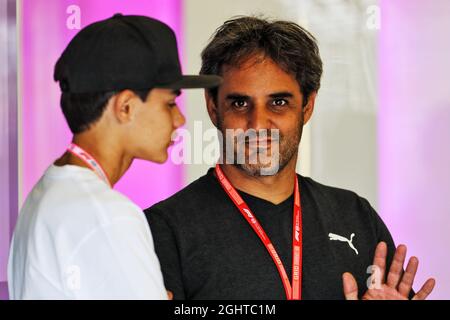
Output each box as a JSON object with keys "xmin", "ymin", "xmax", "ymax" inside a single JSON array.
[
  {"xmin": 21, "ymin": 0, "xmax": 184, "ymax": 210},
  {"xmin": 379, "ymin": 0, "xmax": 450, "ymax": 299}
]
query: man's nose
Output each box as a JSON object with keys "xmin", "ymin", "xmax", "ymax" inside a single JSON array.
[{"xmin": 248, "ymin": 104, "xmax": 271, "ymax": 131}]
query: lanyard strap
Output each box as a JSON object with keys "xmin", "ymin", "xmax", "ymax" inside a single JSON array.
[
  {"xmin": 214, "ymin": 164, "xmax": 302, "ymax": 300},
  {"xmin": 67, "ymin": 143, "xmax": 111, "ymax": 187}
]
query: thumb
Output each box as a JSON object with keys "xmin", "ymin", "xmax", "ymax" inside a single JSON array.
[
  {"xmin": 343, "ymin": 272, "xmax": 359, "ymax": 300},
  {"xmin": 167, "ymin": 290, "xmax": 173, "ymax": 300}
]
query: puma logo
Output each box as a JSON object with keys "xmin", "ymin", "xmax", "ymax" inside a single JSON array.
[{"xmin": 328, "ymin": 233, "xmax": 359, "ymax": 255}]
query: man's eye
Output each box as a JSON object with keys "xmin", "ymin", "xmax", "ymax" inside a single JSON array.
[
  {"xmin": 272, "ymin": 99, "xmax": 287, "ymax": 107},
  {"xmin": 168, "ymin": 102, "xmax": 177, "ymax": 108},
  {"xmin": 232, "ymin": 100, "xmax": 248, "ymax": 109}
]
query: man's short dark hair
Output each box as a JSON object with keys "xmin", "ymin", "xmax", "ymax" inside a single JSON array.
[
  {"xmin": 200, "ymin": 16, "xmax": 323, "ymax": 106},
  {"xmin": 61, "ymin": 90, "xmax": 150, "ymax": 134}
]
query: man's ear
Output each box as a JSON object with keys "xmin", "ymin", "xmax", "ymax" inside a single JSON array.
[
  {"xmin": 302, "ymin": 91, "xmax": 317, "ymax": 125},
  {"xmin": 205, "ymin": 90, "xmax": 219, "ymax": 128},
  {"xmin": 112, "ymin": 90, "xmax": 138, "ymax": 124}
]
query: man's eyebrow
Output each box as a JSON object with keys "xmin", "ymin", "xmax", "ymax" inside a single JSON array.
[
  {"xmin": 172, "ymin": 89, "xmax": 182, "ymax": 97},
  {"xmin": 268, "ymin": 92, "xmax": 294, "ymax": 99},
  {"xmin": 225, "ymin": 93, "xmax": 251, "ymax": 100}
]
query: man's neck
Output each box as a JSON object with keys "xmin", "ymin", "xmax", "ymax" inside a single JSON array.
[
  {"xmin": 54, "ymin": 133, "xmax": 133, "ymax": 186},
  {"xmin": 218, "ymin": 158, "xmax": 298, "ymax": 205}
]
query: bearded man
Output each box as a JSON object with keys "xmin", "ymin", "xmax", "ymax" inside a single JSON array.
[{"xmin": 144, "ymin": 16, "xmax": 435, "ymax": 300}]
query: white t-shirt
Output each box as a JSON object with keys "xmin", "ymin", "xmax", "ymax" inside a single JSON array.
[{"xmin": 8, "ymin": 164, "xmax": 167, "ymax": 300}]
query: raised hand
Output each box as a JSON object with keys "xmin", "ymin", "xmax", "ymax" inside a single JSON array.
[{"xmin": 343, "ymin": 242, "xmax": 436, "ymax": 300}]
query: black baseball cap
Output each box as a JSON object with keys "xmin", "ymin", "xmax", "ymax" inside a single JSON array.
[{"xmin": 54, "ymin": 14, "xmax": 222, "ymax": 93}]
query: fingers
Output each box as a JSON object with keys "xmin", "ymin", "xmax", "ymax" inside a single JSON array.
[
  {"xmin": 397, "ymin": 256, "xmax": 418, "ymax": 297},
  {"xmin": 372, "ymin": 242, "xmax": 387, "ymax": 283},
  {"xmin": 167, "ymin": 290, "xmax": 173, "ymax": 300},
  {"xmin": 342, "ymin": 272, "xmax": 359, "ymax": 300},
  {"xmin": 387, "ymin": 244, "xmax": 407, "ymax": 288},
  {"xmin": 412, "ymin": 278, "xmax": 436, "ymax": 300}
]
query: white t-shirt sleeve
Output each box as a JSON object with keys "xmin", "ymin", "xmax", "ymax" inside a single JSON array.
[{"xmin": 64, "ymin": 215, "xmax": 167, "ymax": 300}]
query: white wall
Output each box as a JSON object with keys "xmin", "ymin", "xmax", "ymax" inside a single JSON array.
[{"xmin": 0, "ymin": 0, "xmax": 18, "ymax": 285}]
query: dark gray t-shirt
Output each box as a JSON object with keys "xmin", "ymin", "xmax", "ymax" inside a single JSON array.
[{"xmin": 145, "ymin": 168, "xmax": 396, "ymax": 300}]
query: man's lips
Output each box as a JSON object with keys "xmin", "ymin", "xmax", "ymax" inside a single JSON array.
[{"xmin": 245, "ymin": 139, "xmax": 278, "ymax": 144}]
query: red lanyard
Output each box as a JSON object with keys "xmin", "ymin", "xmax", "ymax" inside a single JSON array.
[
  {"xmin": 215, "ymin": 164, "xmax": 302, "ymax": 300},
  {"xmin": 67, "ymin": 143, "xmax": 111, "ymax": 187}
]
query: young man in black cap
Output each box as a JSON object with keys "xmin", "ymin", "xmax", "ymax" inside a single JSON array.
[
  {"xmin": 145, "ymin": 16, "xmax": 435, "ymax": 300},
  {"xmin": 8, "ymin": 14, "xmax": 220, "ymax": 300}
]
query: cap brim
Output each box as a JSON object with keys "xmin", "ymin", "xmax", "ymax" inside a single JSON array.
[{"xmin": 156, "ymin": 75, "xmax": 222, "ymax": 90}]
